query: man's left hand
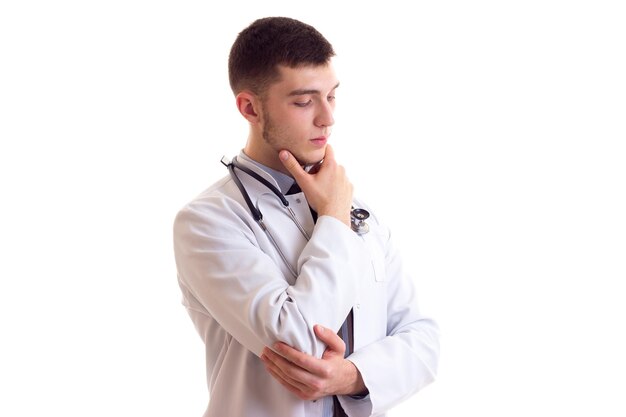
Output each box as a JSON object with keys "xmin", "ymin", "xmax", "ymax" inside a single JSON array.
[{"xmin": 261, "ymin": 324, "xmax": 367, "ymax": 401}]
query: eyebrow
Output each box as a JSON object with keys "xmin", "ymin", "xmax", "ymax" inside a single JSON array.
[{"xmin": 287, "ymin": 82, "xmax": 340, "ymax": 97}]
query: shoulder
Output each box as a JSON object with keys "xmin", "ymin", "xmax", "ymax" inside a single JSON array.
[{"xmin": 173, "ymin": 174, "xmax": 253, "ymax": 240}]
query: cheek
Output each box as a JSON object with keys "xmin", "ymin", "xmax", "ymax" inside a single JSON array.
[{"xmin": 280, "ymin": 112, "xmax": 311, "ymax": 135}]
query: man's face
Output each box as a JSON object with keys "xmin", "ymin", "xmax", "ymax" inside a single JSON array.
[{"xmin": 257, "ymin": 63, "xmax": 339, "ymax": 167}]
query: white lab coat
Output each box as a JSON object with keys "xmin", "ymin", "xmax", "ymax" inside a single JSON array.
[{"xmin": 173, "ymin": 154, "xmax": 439, "ymax": 417}]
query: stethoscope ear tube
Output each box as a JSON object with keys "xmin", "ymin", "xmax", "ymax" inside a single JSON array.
[
  {"xmin": 222, "ymin": 157, "xmax": 263, "ymax": 222},
  {"xmin": 229, "ymin": 158, "xmax": 289, "ymax": 207}
]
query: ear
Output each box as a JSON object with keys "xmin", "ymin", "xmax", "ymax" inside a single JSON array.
[{"xmin": 235, "ymin": 91, "xmax": 261, "ymax": 123}]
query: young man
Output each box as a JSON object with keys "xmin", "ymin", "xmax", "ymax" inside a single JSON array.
[{"xmin": 173, "ymin": 17, "xmax": 439, "ymax": 417}]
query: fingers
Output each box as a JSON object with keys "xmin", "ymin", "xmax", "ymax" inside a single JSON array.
[
  {"xmin": 314, "ymin": 325, "xmax": 346, "ymax": 354},
  {"xmin": 269, "ymin": 342, "xmax": 331, "ymax": 377},
  {"xmin": 260, "ymin": 329, "xmax": 354, "ymax": 399},
  {"xmin": 264, "ymin": 361, "xmax": 312, "ymax": 400},
  {"xmin": 279, "ymin": 150, "xmax": 308, "ymax": 183},
  {"xmin": 264, "ymin": 341, "xmax": 336, "ymax": 379},
  {"xmin": 279, "ymin": 144, "xmax": 352, "ymax": 226},
  {"xmin": 261, "ymin": 346, "xmax": 327, "ymax": 400},
  {"xmin": 261, "ymin": 348, "xmax": 312, "ymax": 391},
  {"xmin": 279, "ymin": 144, "xmax": 335, "ymax": 178}
]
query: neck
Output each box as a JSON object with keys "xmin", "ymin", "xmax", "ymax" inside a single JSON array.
[{"xmin": 243, "ymin": 135, "xmax": 291, "ymax": 176}]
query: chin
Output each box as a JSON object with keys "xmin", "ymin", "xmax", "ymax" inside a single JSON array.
[{"xmin": 294, "ymin": 152, "xmax": 324, "ymax": 167}]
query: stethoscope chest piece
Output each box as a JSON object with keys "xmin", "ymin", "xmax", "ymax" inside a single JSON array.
[{"xmin": 350, "ymin": 208, "xmax": 370, "ymax": 235}]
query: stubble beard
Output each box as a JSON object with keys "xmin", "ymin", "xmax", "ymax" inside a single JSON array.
[
  {"xmin": 262, "ymin": 111, "xmax": 306, "ymax": 166},
  {"xmin": 261, "ymin": 109, "xmax": 326, "ymax": 169}
]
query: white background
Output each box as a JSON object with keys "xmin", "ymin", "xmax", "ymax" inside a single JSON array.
[{"xmin": 1, "ymin": 1, "xmax": 625, "ymax": 416}]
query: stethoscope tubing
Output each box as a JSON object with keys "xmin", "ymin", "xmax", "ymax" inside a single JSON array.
[{"xmin": 223, "ymin": 157, "xmax": 311, "ymax": 277}]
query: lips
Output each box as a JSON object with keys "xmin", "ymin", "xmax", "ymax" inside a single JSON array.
[{"xmin": 310, "ymin": 136, "xmax": 327, "ymax": 147}]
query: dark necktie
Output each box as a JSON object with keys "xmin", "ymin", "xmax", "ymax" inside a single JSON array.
[{"xmin": 285, "ymin": 181, "xmax": 302, "ymax": 195}]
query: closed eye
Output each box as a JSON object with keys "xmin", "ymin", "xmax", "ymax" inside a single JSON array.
[{"xmin": 294, "ymin": 100, "xmax": 313, "ymax": 107}]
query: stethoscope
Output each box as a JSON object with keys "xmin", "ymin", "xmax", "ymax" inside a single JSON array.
[{"xmin": 221, "ymin": 156, "xmax": 370, "ymax": 277}]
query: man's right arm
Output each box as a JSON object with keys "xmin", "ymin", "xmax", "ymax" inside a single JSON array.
[{"xmin": 173, "ymin": 195, "xmax": 369, "ymax": 359}]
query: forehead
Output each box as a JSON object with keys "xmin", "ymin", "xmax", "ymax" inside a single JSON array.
[{"xmin": 268, "ymin": 63, "xmax": 339, "ymax": 96}]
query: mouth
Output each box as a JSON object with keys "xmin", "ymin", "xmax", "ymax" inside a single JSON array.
[{"xmin": 310, "ymin": 136, "xmax": 327, "ymax": 147}]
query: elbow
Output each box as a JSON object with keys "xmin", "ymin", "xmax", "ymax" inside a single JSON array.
[{"xmin": 253, "ymin": 297, "xmax": 326, "ymax": 358}]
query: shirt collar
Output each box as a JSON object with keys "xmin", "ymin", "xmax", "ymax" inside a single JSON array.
[{"xmin": 237, "ymin": 151, "xmax": 296, "ymax": 194}]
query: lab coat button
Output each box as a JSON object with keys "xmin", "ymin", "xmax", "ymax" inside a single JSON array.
[{"xmin": 356, "ymin": 303, "xmax": 361, "ymax": 309}]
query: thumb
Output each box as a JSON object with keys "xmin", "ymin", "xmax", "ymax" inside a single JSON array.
[
  {"xmin": 314, "ymin": 325, "xmax": 345, "ymax": 354},
  {"xmin": 279, "ymin": 150, "xmax": 308, "ymax": 183}
]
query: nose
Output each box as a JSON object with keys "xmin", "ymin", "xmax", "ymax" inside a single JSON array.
[{"xmin": 314, "ymin": 100, "xmax": 335, "ymax": 128}]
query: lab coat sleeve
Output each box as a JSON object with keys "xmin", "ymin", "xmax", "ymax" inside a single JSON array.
[
  {"xmin": 339, "ymin": 229, "xmax": 440, "ymax": 417},
  {"xmin": 173, "ymin": 197, "xmax": 371, "ymax": 359}
]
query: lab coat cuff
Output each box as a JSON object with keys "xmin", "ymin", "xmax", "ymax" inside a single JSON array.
[
  {"xmin": 315, "ymin": 214, "xmax": 352, "ymax": 231},
  {"xmin": 336, "ymin": 393, "xmax": 373, "ymax": 417}
]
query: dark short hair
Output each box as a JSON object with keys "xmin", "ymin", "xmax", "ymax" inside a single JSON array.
[{"xmin": 228, "ymin": 17, "xmax": 335, "ymax": 96}]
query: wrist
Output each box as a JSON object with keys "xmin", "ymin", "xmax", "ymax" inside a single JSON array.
[
  {"xmin": 339, "ymin": 359, "xmax": 367, "ymax": 396},
  {"xmin": 317, "ymin": 208, "xmax": 351, "ymax": 227}
]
